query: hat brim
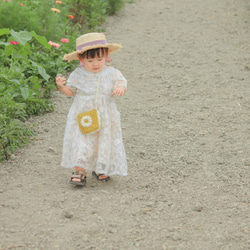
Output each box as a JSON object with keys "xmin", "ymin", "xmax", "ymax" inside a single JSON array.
[{"xmin": 63, "ymin": 43, "xmax": 122, "ymax": 62}]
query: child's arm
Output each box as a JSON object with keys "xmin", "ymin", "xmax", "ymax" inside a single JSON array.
[
  {"xmin": 112, "ymin": 86, "xmax": 126, "ymax": 96},
  {"xmin": 111, "ymin": 68, "xmax": 127, "ymax": 97},
  {"xmin": 55, "ymin": 77, "xmax": 74, "ymax": 96}
]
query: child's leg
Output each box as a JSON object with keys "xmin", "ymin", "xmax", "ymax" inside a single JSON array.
[{"xmin": 75, "ymin": 166, "xmax": 85, "ymax": 172}]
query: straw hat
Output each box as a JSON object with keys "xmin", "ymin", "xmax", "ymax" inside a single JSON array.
[{"xmin": 63, "ymin": 32, "xmax": 122, "ymax": 61}]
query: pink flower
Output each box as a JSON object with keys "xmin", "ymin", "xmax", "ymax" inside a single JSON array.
[
  {"xmin": 48, "ymin": 41, "xmax": 60, "ymax": 48},
  {"xmin": 9, "ymin": 41, "xmax": 19, "ymax": 45},
  {"xmin": 20, "ymin": 3, "xmax": 24, "ymax": 6},
  {"xmin": 60, "ymin": 38, "xmax": 69, "ymax": 43}
]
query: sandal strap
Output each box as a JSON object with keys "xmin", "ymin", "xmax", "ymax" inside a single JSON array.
[
  {"xmin": 72, "ymin": 171, "xmax": 86, "ymax": 179},
  {"xmin": 72, "ymin": 171, "xmax": 86, "ymax": 175},
  {"xmin": 72, "ymin": 174, "xmax": 83, "ymax": 178},
  {"xmin": 92, "ymin": 171, "xmax": 110, "ymax": 181}
]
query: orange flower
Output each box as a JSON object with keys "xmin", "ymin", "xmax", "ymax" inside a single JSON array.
[
  {"xmin": 56, "ymin": 1, "xmax": 62, "ymax": 3},
  {"xmin": 51, "ymin": 8, "xmax": 60, "ymax": 13},
  {"xmin": 68, "ymin": 15, "xmax": 74, "ymax": 19}
]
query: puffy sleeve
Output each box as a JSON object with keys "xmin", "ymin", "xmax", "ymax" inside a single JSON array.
[
  {"xmin": 66, "ymin": 69, "xmax": 78, "ymax": 94},
  {"xmin": 112, "ymin": 68, "xmax": 127, "ymax": 91}
]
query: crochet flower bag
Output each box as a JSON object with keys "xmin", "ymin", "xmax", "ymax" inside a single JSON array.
[{"xmin": 77, "ymin": 75, "xmax": 101, "ymax": 135}]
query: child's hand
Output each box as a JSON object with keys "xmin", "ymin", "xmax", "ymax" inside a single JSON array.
[
  {"xmin": 55, "ymin": 76, "xmax": 74, "ymax": 96},
  {"xmin": 56, "ymin": 77, "xmax": 66, "ymax": 89},
  {"xmin": 112, "ymin": 86, "xmax": 126, "ymax": 96}
]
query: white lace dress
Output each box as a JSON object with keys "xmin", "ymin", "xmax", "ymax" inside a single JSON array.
[{"xmin": 61, "ymin": 66, "xmax": 127, "ymax": 176}]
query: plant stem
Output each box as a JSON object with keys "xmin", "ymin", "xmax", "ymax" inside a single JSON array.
[{"xmin": 2, "ymin": 143, "xmax": 9, "ymax": 160}]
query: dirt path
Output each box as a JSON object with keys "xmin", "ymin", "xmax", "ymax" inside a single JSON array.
[{"xmin": 1, "ymin": 0, "xmax": 250, "ymax": 249}]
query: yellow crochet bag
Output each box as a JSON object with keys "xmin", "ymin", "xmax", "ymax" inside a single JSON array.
[
  {"xmin": 77, "ymin": 74, "xmax": 101, "ymax": 135},
  {"xmin": 77, "ymin": 109, "xmax": 100, "ymax": 134}
]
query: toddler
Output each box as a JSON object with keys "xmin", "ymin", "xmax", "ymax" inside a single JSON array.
[{"xmin": 56, "ymin": 32, "xmax": 127, "ymax": 186}]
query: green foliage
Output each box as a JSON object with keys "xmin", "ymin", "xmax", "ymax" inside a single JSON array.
[
  {"xmin": 0, "ymin": 114, "xmax": 34, "ymax": 161},
  {"xmin": 0, "ymin": 0, "xmax": 74, "ymax": 41},
  {"xmin": 0, "ymin": 1, "xmax": 42, "ymax": 36},
  {"xmin": 0, "ymin": 29, "xmax": 66, "ymax": 161},
  {"xmin": 0, "ymin": 0, "xmax": 125, "ymax": 41},
  {"xmin": 61, "ymin": 0, "xmax": 124, "ymax": 29},
  {"xmin": 67, "ymin": 0, "xmax": 108, "ymax": 29},
  {"xmin": 107, "ymin": 0, "xmax": 124, "ymax": 15}
]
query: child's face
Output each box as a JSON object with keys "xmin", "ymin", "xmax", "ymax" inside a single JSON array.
[{"xmin": 78, "ymin": 52, "xmax": 107, "ymax": 73}]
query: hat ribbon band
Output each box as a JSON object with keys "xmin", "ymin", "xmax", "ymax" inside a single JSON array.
[{"xmin": 76, "ymin": 39, "xmax": 107, "ymax": 50}]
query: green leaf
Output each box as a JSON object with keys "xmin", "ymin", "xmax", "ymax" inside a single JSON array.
[
  {"xmin": 31, "ymin": 61, "xmax": 50, "ymax": 81},
  {"xmin": 12, "ymin": 53, "xmax": 25, "ymax": 59},
  {"xmin": 16, "ymin": 44, "xmax": 32, "ymax": 57},
  {"xmin": 9, "ymin": 79, "xmax": 21, "ymax": 85},
  {"xmin": 10, "ymin": 30, "xmax": 32, "ymax": 46},
  {"xmin": 37, "ymin": 66, "xmax": 50, "ymax": 81},
  {"xmin": 0, "ymin": 85, "xmax": 5, "ymax": 93},
  {"xmin": 20, "ymin": 87, "xmax": 30, "ymax": 100},
  {"xmin": 28, "ymin": 76, "xmax": 41, "ymax": 90},
  {"xmin": 4, "ymin": 44, "xmax": 13, "ymax": 57},
  {"xmin": 0, "ymin": 41, "xmax": 10, "ymax": 47},
  {"xmin": 0, "ymin": 28, "xmax": 10, "ymax": 37},
  {"xmin": 31, "ymin": 31, "xmax": 51, "ymax": 50}
]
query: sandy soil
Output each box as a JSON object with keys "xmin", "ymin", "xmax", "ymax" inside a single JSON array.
[{"xmin": 1, "ymin": 0, "xmax": 250, "ymax": 249}]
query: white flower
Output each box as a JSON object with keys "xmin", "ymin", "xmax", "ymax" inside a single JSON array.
[{"xmin": 80, "ymin": 115, "xmax": 92, "ymax": 128}]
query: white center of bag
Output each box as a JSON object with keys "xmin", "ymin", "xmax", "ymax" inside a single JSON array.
[{"xmin": 80, "ymin": 115, "xmax": 92, "ymax": 127}]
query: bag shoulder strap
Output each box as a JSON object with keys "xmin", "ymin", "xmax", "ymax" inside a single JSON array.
[{"xmin": 95, "ymin": 74, "xmax": 101, "ymax": 109}]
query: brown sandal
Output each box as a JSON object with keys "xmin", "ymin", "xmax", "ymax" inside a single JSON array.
[
  {"xmin": 70, "ymin": 171, "xmax": 87, "ymax": 186},
  {"xmin": 92, "ymin": 171, "xmax": 110, "ymax": 181}
]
